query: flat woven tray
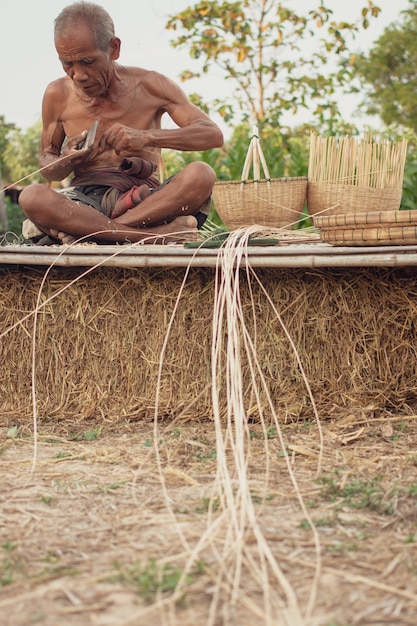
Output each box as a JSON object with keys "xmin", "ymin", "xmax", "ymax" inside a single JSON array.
[{"xmin": 313, "ymin": 210, "xmax": 417, "ymax": 246}]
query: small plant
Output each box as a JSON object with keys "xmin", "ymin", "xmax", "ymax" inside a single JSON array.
[
  {"xmin": 1, "ymin": 542, "xmax": 19, "ymax": 588},
  {"xmin": 318, "ymin": 473, "xmax": 395, "ymax": 515},
  {"xmin": 266, "ymin": 425, "xmax": 277, "ymax": 439},
  {"xmin": 395, "ymin": 422, "xmax": 410, "ymax": 433},
  {"xmin": 0, "ymin": 558, "xmax": 14, "ymax": 587},
  {"xmin": 409, "ymin": 483, "xmax": 417, "ymax": 497},
  {"xmin": 109, "ymin": 559, "xmax": 194, "ymax": 604},
  {"xmin": 328, "ymin": 541, "xmax": 358, "ymax": 553},
  {"xmin": 300, "ymin": 516, "xmax": 335, "ymax": 530},
  {"xmin": 194, "ymin": 497, "xmax": 220, "ymax": 514},
  {"xmin": 195, "ymin": 448, "xmax": 216, "ymax": 462},
  {"xmin": 54, "ymin": 451, "xmax": 72, "ymax": 459},
  {"xmin": 102, "ymin": 481, "xmax": 126, "ymax": 493},
  {"xmin": 69, "ymin": 428, "xmax": 101, "ymax": 441},
  {"xmin": 40, "ymin": 494, "xmax": 56, "ymax": 506}
]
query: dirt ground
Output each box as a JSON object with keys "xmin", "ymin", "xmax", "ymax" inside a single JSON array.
[{"xmin": 0, "ymin": 414, "xmax": 416, "ymax": 626}]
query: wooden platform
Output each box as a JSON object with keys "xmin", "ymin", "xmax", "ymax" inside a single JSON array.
[{"xmin": 2, "ymin": 241, "xmax": 417, "ymax": 268}]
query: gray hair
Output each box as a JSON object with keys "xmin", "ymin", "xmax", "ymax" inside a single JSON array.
[{"xmin": 54, "ymin": 2, "xmax": 115, "ymax": 52}]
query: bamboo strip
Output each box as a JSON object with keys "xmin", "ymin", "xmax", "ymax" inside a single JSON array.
[{"xmin": 308, "ymin": 133, "xmax": 407, "ymax": 189}]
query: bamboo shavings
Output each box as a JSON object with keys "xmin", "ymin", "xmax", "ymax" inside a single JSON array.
[
  {"xmin": 149, "ymin": 226, "xmax": 324, "ymax": 625},
  {"xmin": 308, "ymin": 133, "xmax": 408, "ymax": 189},
  {"xmin": 123, "ymin": 225, "xmax": 328, "ymax": 625}
]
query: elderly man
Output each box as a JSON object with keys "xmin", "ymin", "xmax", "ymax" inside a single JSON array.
[{"xmin": 19, "ymin": 1, "xmax": 223, "ymax": 245}]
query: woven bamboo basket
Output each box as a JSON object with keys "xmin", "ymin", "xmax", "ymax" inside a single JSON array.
[
  {"xmin": 313, "ymin": 209, "xmax": 417, "ymax": 246},
  {"xmin": 307, "ymin": 183, "xmax": 402, "ymax": 218},
  {"xmin": 213, "ymin": 127, "xmax": 307, "ymax": 230},
  {"xmin": 307, "ymin": 133, "xmax": 407, "ymax": 219}
]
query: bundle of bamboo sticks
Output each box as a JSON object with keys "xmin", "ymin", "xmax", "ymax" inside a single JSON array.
[{"xmin": 308, "ymin": 133, "xmax": 408, "ymax": 189}]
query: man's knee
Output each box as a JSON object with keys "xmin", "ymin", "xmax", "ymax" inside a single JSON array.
[
  {"xmin": 184, "ymin": 161, "xmax": 216, "ymax": 189},
  {"xmin": 19, "ymin": 184, "xmax": 51, "ymax": 219},
  {"xmin": 19, "ymin": 184, "xmax": 42, "ymax": 209}
]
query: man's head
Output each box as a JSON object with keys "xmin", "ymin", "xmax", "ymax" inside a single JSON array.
[
  {"xmin": 54, "ymin": 2, "xmax": 121, "ymax": 97},
  {"xmin": 54, "ymin": 1, "xmax": 115, "ymax": 52}
]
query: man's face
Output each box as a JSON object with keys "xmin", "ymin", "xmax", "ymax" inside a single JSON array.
[{"xmin": 55, "ymin": 20, "xmax": 119, "ymax": 98}]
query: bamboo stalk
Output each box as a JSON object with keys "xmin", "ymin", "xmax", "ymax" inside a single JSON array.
[{"xmin": 308, "ymin": 133, "xmax": 407, "ymax": 189}]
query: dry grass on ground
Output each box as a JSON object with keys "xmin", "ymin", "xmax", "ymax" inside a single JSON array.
[{"xmin": 1, "ymin": 415, "xmax": 416, "ymax": 626}]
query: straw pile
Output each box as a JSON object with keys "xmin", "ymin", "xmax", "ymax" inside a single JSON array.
[
  {"xmin": 307, "ymin": 134, "xmax": 407, "ymax": 218},
  {"xmin": 2, "ymin": 262, "xmax": 417, "ymax": 423}
]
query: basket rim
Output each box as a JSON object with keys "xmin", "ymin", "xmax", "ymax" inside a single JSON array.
[{"xmin": 214, "ymin": 176, "xmax": 307, "ymax": 186}]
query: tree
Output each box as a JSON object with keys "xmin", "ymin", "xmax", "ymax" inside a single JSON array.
[
  {"xmin": 0, "ymin": 116, "xmax": 16, "ymax": 182},
  {"xmin": 352, "ymin": 0, "xmax": 417, "ymax": 133},
  {"xmin": 166, "ymin": 0, "xmax": 380, "ymax": 130},
  {"xmin": 3, "ymin": 121, "xmax": 42, "ymax": 186}
]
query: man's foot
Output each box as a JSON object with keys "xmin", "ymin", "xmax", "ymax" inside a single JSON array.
[
  {"xmin": 51, "ymin": 217, "xmax": 198, "ymax": 245},
  {"xmin": 49, "ymin": 229, "xmax": 78, "ymax": 245},
  {"xmin": 136, "ymin": 216, "xmax": 199, "ymax": 244}
]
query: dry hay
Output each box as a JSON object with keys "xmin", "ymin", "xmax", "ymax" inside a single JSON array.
[{"xmin": 1, "ymin": 261, "xmax": 417, "ymax": 423}]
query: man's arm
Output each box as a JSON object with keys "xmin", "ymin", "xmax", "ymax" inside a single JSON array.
[
  {"xmin": 147, "ymin": 74, "xmax": 224, "ymax": 150},
  {"xmin": 38, "ymin": 82, "xmax": 91, "ymax": 182},
  {"xmin": 100, "ymin": 72, "xmax": 224, "ymax": 156}
]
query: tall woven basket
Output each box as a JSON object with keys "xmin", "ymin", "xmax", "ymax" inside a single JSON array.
[
  {"xmin": 307, "ymin": 133, "xmax": 407, "ymax": 218},
  {"xmin": 307, "ymin": 183, "xmax": 402, "ymax": 218},
  {"xmin": 213, "ymin": 128, "xmax": 307, "ymax": 230}
]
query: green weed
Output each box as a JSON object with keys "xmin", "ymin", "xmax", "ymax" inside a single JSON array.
[
  {"xmin": 195, "ymin": 448, "xmax": 216, "ymax": 462},
  {"xmin": 267, "ymin": 425, "xmax": 277, "ymax": 439},
  {"xmin": 39, "ymin": 495, "xmax": 56, "ymax": 506},
  {"xmin": 1, "ymin": 542, "xmax": 19, "ymax": 588},
  {"xmin": 328, "ymin": 541, "xmax": 358, "ymax": 553},
  {"xmin": 109, "ymin": 558, "xmax": 196, "ymax": 605},
  {"xmin": 409, "ymin": 483, "xmax": 417, "ymax": 497},
  {"xmin": 102, "ymin": 481, "xmax": 126, "ymax": 493},
  {"xmin": 194, "ymin": 497, "xmax": 220, "ymax": 514},
  {"xmin": 318, "ymin": 474, "xmax": 395, "ymax": 515},
  {"xmin": 54, "ymin": 451, "xmax": 72, "ymax": 459},
  {"xmin": 69, "ymin": 428, "xmax": 101, "ymax": 441}
]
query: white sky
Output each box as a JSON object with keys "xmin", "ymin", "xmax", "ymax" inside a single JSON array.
[{"xmin": 0, "ymin": 0, "xmax": 411, "ymax": 136}]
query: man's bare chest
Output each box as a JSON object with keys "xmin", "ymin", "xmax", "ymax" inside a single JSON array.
[{"xmin": 61, "ymin": 92, "xmax": 160, "ymax": 137}]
